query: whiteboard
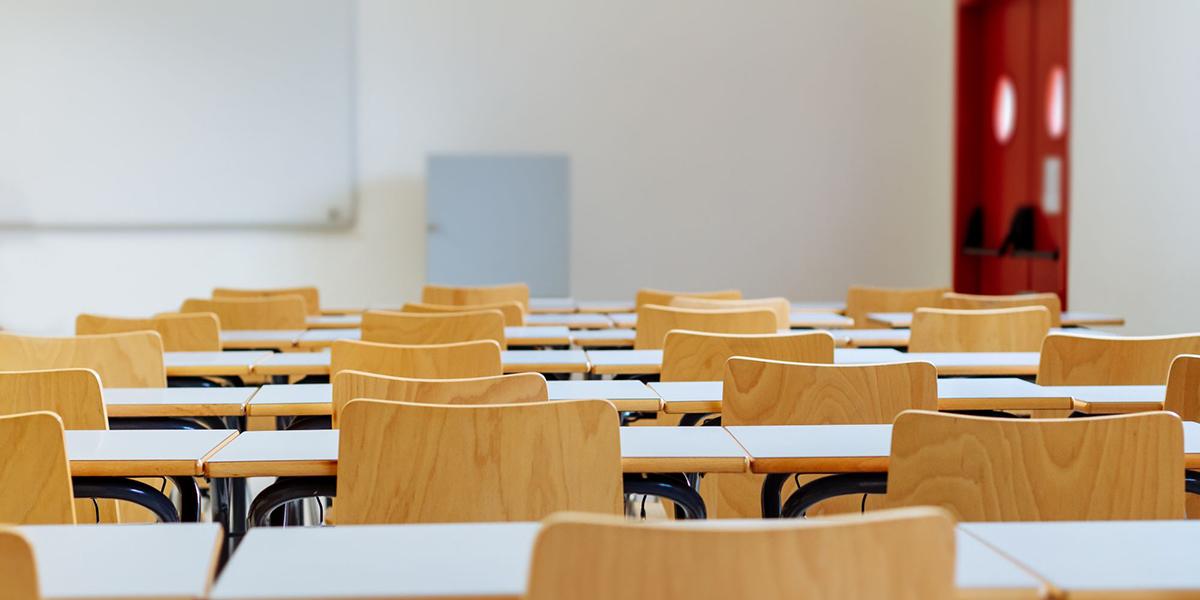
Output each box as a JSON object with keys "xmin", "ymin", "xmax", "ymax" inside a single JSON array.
[{"xmin": 0, "ymin": 0, "xmax": 355, "ymax": 228}]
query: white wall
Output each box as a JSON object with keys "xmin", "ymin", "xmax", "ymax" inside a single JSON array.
[
  {"xmin": 0, "ymin": 0, "xmax": 953, "ymax": 333},
  {"xmin": 1071, "ymin": 0, "xmax": 1200, "ymax": 334}
]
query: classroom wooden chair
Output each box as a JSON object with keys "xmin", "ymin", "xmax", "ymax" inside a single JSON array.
[
  {"xmin": 401, "ymin": 300, "xmax": 526, "ymax": 326},
  {"xmin": 213, "ymin": 286, "xmax": 321, "ymax": 316},
  {"xmin": 330, "ymin": 339, "xmax": 503, "ymax": 379},
  {"xmin": 75, "ymin": 312, "xmax": 220, "ymax": 351},
  {"xmin": 660, "ymin": 331, "xmax": 834, "ymax": 381},
  {"xmin": 1165, "ymin": 355, "xmax": 1200, "ymax": 422},
  {"xmin": 844, "ymin": 285, "xmax": 950, "ymax": 329},
  {"xmin": 940, "ymin": 291, "xmax": 1063, "ymax": 327},
  {"xmin": 634, "ymin": 305, "xmax": 776, "ymax": 350},
  {"xmin": 180, "ymin": 296, "xmax": 307, "ymax": 331},
  {"xmin": 720, "ymin": 358, "xmax": 937, "ymax": 519},
  {"xmin": 360, "ymin": 309, "xmax": 506, "ymax": 348},
  {"xmin": 0, "ymin": 526, "xmax": 38, "ymax": 600},
  {"xmin": 669, "ymin": 297, "xmax": 790, "ymax": 329},
  {"xmin": 421, "ymin": 283, "xmax": 530, "ymax": 309},
  {"xmin": 1037, "ymin": 332, "xmax": 1200, "ymax": 385},
  {"xmin": 634, "ymin": 288, "xmax": 742, "ymax": 309},
  {"xmin": 525, "ymin": 507, "xmax": 956, "ymax": 600},
  {"xmin": 331, "ymin": 370, "xmax": 547, "ymax": 427},
  {"xmin": 907, "ymin": 306, "xmax": 1051, "ymax": 352},
  {"xmin": 0, "ymin": 332, "xmax": 166, "ymax": 388},
  {"xmin": 0, "ymin": 412, "xmax": 76, "ymax": 524},
  {"xmin": 885, "ymin": 410, "xmax": 1185, "ymax": 521},
  {"xmin": 336, "ymin": 399, "xmax": 622, "ymax": 524}
]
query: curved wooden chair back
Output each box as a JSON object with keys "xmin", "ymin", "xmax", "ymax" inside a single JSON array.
[
  {"xmin": 845, "ymin": 285, "xmax": 949, "ymax": 329},
  {"xmin": 661, "ymin": 331, "xmax": 834, "ymax": 381},
  {"xmin": 526, "ymin": 507, "xmax": 956, "ymax": 600},
  {"xmin": 361, "ymin": 310, "xmax": 506, "ymax": 348},
  {"xmin": 669, "ymin": 297, "xmax": 790, "ymax": 329},
  {"xmin": 0, "ymin": 412, "xmax": 76, "ymax": 524},
  {"xmin": 0, "ymin": 332, "xmax": 165, "ymax": 388},
  {"xmin": 886, "ymin": 410, "xmax": 1185, "ymax": 521},
  {"xmin": 635, "ymin": 288, "xmax": 741, "ymax": 309},
  {"xmin": 337, "ymin": 399, "xmax": 622, "ymax": 524},
  {"xmin": 0, "ymin": 527, "xmax": 39, "ymax": 600},
  {"xmin": 421, "ymin": 283, "xmax": 530, "ymax": 309},
  {"xmin": 401, "ymin": 301, "xmax": 526, "ymax": 326},
  {"xmin": 908, "ymin": 307, "xmax": 1051, "ymax": 352},
  {"xmin": 331, "ymin": 370, "xmax": 547, "ymax": 427},
  {"xmin": 634, "ymin": 305, "xmax": 776, "ymax": 350},
  {"xmin": 0, "ymin": 369, "xmax": 107, "ymax": 429},
  {"xmin": 76, "ymin": 312, "xmax": 220, "ymax": 351},
  {"xmin": 180, "ymin": 296, "xmax": 307, "ymax": 330},
  {"xmin": 1037, "ymin": 333, "xmax": 1200, "ymax": 385},
  {"xmin": 940, "ymin": 292, "xmax": 1062, "ymax": 327},
  {"xmin": 213, "ymin": 286, "xmax": 321, "ymax": 315},
  {"xmin": 330, "ymin": 339, "xmax": 502, "ymax": 379},
  {"xmin": 1165, "ymin": 355, "xmax": 1200, "ymax": 422}
]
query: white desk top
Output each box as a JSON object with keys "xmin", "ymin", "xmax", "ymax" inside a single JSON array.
[
  {"xmin": 831, "ymin": 328, "xmax": 911, "ymax": 348},
  {"xmin": 901, "ymin": 352, "xmax": 1041, "ymax": 376},
  {"xmin": 576, "ymin": 300, "xmax": 635, "ymax": 314},
  {"xmin": 524, "ymin": 313, "xmax": 614, "ymax": 329},
  {"xmin": 296, "ymin": 326, "xmax": 573, "ymax": 347},
  {"xmin": 1046, "ymin": 385, "xmax": 1166, "ymax": 414},
  {"xmin": 608, "ymin": 312, "xmax": 637, "ymax": 328},
  {"xmin": 791, "ymin": 301, "xmax": 846, "ymax": 313},
  {"xmin": 25, "ymin": 523, "xmax": 222, "ymax": 600},
  {"xmin": 306, "ymin": 314, "xmax": 362, "ymax": 329},
  {"xmin": 254, "ymin": 350, "xmax": 590, "ymax": 376},
  {"xmin": 66, "ymin": 428, "xmax": 238, "ymax": 476},
  {"xmin": 867, "ymin": 311, "xmax": 1125, "ymax": 328},
  {"xmin": 220, "ymin": 329, "xmax": 304, "ymax": 349},
  {"xmin": 586, "ymin": 348, "xmax": 905, "ymax": 375},
  {"xmin": 953, "ymin": 529, "xmax": 1046, "ymax": 594},
  {"xmin": 165, "ymin": 351, "xmax": 274, "ymax": 376},
  {"xmin": 570, "ymin": 328, "xmax": 636, "ymax": 347},
  {"xmin": 528, "ymin": 297, "xmax": 577, "ymax": 313},
  {"xmin": 545, "ymin": 380, "xmax": 658, "ymax": 401},
  {"xmin": 789, "ymin": 312, "xmax": 855, "ymax": 328},
  {"xmin": 936, "ymin": 378, "xmax": 1072, "ymax": 411},
  {"xmin": 296, "ymin": 328, "xmax": 360, "ymax": 346},
  {"xmin": 246, "ymin": 383, "xmax": 333, "ymax": 417},
  {"xmin": 104, "ymin": 386, "xmax": 258, "ymax": 417}
]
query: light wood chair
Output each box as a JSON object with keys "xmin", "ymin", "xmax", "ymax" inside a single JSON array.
[
  {"xmin": 421, "ymin": 283, "xmax": 530, "ymax": 309},
  {"xmin": 635, "ymin": 288, "xmax": 741, "ymax": 309},
  {"xmin": 0, "ymin": 332, "xmax": 166, "ymax": 388},
  {"xmin": 1037, "ymin": 332, "xmax": 1200, "ymax": 385},
  {"xmin": 844, "ymin": 285, "xmax": 949, "ymax": 329},
  {"xmin": 180, "ymin": 296, "xmax": 307, "ymax": 331},
  {"xmin": 940, "ymin": 291, "xmax": 1063, "ymax": 327},
  {"xmin": 75, "ymin": 313, "xmax": 220, "ymax": 351},
  {"xmin": 634, "ymin": 305, "xmax": 776, "ymax": 350},
  {"xmin": 401, "ymin": 301, "xmax": 526, "ymax": 326},
  {"xmin": 1166, "ymin": 355, "xmax": 1200, "ymax": 422},
  {"xmin": 213, "ymin": 286, "xmax": 321, "ymax": 316},
  {"xmin": 336, "ymin": 399, "xmax": 622, "ymax": 524},
  {"xmin": 669, "ymin": 297, "xmax": 790, "ymax": 329},
  {"xmin": 330, "ymin": 339, "xmax": 502, "ymax": 380},
  {"xmin": 525, "ymin": 507, "xmax": 956, "ymax": 600},
  {"xmin": 361, "ymin": 310, "xmax": 506, "ymax": 348},
  {"xmin": 660, "ymin": 331, "xmax": 834, "ymax": 381},
  {"xmin": 908, "ymin": 306, "xmax": 1051, "ymax": 352},
  {"xmin": 0, "ymin": 527, "xmax": 38, "ymax": 600},
  {"xmin": 331, "ymin": 370, "xmax": 547, "ymax": 427},
  {"xmin": 0, "ymin": 412, "xmax": 76, "ymax": 524},
  {"xmin": 885, "ymin": 410, "xmax": 1185, "ymax": 521}
]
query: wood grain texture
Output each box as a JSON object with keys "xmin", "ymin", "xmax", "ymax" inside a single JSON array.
[
  {"xmin": 77, "ymin": 312, "xmax": 220, "ymax": 351},
  {"xmin": 1038, "ymin": 333, "xmax": 1200, "ymax": 385},
  {"xmin": 421, "ymin": 283, "xmax": 530, "ymax": 309},
  {"xmin": 0, "ymin": 527, "xmax": 38, "ymax": 600},
  {"xmin": 213, "ymin": 285, "xmax": 321, "ymax": 315},
  {"xmin": 526, "ymin": 507, "xmax": 956, "ymax": 600},
  {"xmin": 361, "ymin": 309, "xmax": 506, "ymax": 348},
  {"xmin": 885, "ymin": 410, "xmax": 1185, "ymax": 521},
  {"xmin": 661, "ymin": 331, "xmax": 834, "ymax": 382},
  {"xmin": 941, "ymin": 292, "xmax": 1063, "ymax": 328},
  {"xmin": 635, "ymin": 288, "xmax": 742, "ymax": 309},
  {"xmin": 181, "ymin": 296, "xmax": 307, "ymax": 331},
  {"xmin": 0, "ymin": 369, "xmax": 107, "ymax": 430},
  {"xmin": 0, "ymin": 332, "xmax": 165, "ymax": 388},
  {"xmin": 0, "ymin": 412, "xmax": 75, "ymax": 524},
  {"xmin": 845, "ymin": 285, "xmax": 950, "ymax": 330},
  {"xmin": 401, "ymin": 300, "xmax": 526, "ymax": 326},
  {"xmin": 331, "ymin": 370, "xmax": 547, "ymax": 427},
  {"xmin": 634, "ymin": 305, "xmax": 777, "ymax": 350},
  {"xmin": 336, "ymin": 399, "xmax": 622, "ymax": 524},
  {"xmin": 670, "ymin": 297, "xmax": 790, "ymax": 329},
  {"xmin": 330, "ymin": 339, "xmax": 503, "ymax": 380},
  {"xmin": 1166, "ymin": 355, "xmax": 1200, "ymax": 422},
  {"xmin": 908, "ymin": 307, "xmax": 1051, "ymax": 352}
]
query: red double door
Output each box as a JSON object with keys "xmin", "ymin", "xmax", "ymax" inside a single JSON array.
[{"xmin": 953, "ymin": 0, "xmax": 1070, "ymax": 305}]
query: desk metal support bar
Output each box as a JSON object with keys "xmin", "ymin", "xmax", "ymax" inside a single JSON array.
[{"xmin": 73, "ymin": 477, "xmax": 179, "ymax": 523}]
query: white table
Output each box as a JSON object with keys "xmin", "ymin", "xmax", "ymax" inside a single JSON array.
[
  {"xmin": 251, "ymin": 350, "xmax": 592, "ymax": 377},
  {"xmin": 220, "ymin": 329, "xmax": 305, "ymax": 350},
  {"xmin": 165, "ymin": 351, "xmax": 274, "ymax": 377},
  {"xmin": 306, "ymin": 314, "xmax": 363, "ymax": 329},
  {"xmin": 586, "ymin": 348, "xmax": 906, "ymax": 376},
  {"xmin": 104, "ymin": 386, "xmax": 258, "ymax": 417},
  {"xmin": 525, "ymin": 313, "xmax": 614, "ymax": 329},
  {"xmin": 901, "ymin": 352, "xmax": 1041, "ymax": 376},
  {"xmin": 296, "ymin": 326, "xmax": 574, "ymax": 348},
  {"xmin": 576, "ymin": 300, "xmax": 635, "ymax": 314},
  {"xmin": 867, "ymin": 311, "xmax": 1125, "ymax": 328},
  {"xmin": 788, "ymin": 312, "xmax": 855, "ymax": 329},
  {"xmin": 570, "ymin": 328, "xmax": 636, "ymax": 348},
  {"xmin": 1045, "ymin": 385, "xmax": 1166, "ymax": 415},
  {"xmin": 528, "ymin": 297, "xmax": 577, "ymax": 314},
  {"xmin": 66, "ymin": 428, "xmax": 238, "ymax": 477}
]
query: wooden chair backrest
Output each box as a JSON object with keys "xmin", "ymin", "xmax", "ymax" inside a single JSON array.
[
  {"xmin": 76, "ymin": 312, "xmax": 220, "ymax": 351},
  {"xmin": 669, "ymin": 297, "xmax": 790, "ymax": 329},
  {"xmin": 337, "ymin": 399, "xmax": 622, "ymax": 524},
  {"xmin": 361, "ymin": 310, "xmax": 506, "ymax": 348},
  {"xmin": 180, "ymin": 296, "xmax": 307, "ymax": 330},
  {"xmin": 634, "ymin": 305, "xmax": 776, "ymax": 350},
  {"xmin": 0, "ymin": 412, "xmax": 76, "ymax": 524},
  {"xmin": 213, "ymin": 286, "xmax": 321, "ymax": 315},
  {"xmin": 635, "ymin": 288, "xmax": 742, "ymax": 309},
  {"xmin": 885, "ymin": 410, "xmax": 1185, "ymax": 521},
  {"xmin": 1165, "ymin": 354, "xmax": 1200, "ymax": 422},
  {"xmin": 421, "ymin": 283, "xmax": 530, "ymax": 309},
  {"xmin": 330, "ymin": 339, "xmax": 503, "ymax": 379},
  {"xmin": 940, "ymin": 292, "xmax": 1062, "ymax": 327},
  {"xmin": 525, "ymin": 507, "xmax": 956, "ymax": 600},
  {"xmin": 0, "ymin": 527, "xmax": 39, "ymax": 600},
  {"xmin": 1037, "ymin": 333, "xmax": 1200, "ymax": 385},
  {"xmin": 908, "ymin": 307, "xmax": 1051, "ymax": 352},
  {"xmin": 660, "ymin": 331, "xmax": 834, "ymax": 381},
  {"xmin": 0, "ymin": 369, "xmax": 107, "ymax": 430},
  {"xmin": 331, "ymin": 370, "xmax": 547, "ymax": 427},
  {"xmin": 0, "ymin": 332, "xmax": 165, "ymax": 388},
  {"xmin": 401, "ymin": 301, "xmax": 526, "ymax": 326},
  {"xmin": 844, "ymin": 285, "xmax": 950, "ymax": 329}
]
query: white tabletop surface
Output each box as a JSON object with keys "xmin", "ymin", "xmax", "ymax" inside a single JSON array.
[
  {"xmin": 220, "ymin": 329, "xmax": 305, "ymax": 343},
  {"xmin": 165, "ymin": 351, "xmax": 274, "ymax": 369},
  {"xmin": 307, "ymin": 314, "xmax": 363, "ymax": 327},
  {"xmin": 648, "ymin": 381, "xmax": 723, "ymax": 402},
  {"xmin": 726, "ymin": 424, "xmax": 893, "ymax": 462},
  {"xmin": 66, "ymin": 428, "xmax": 238, "ymax": 465},
  {"xmin": 789, "ymin": 312, "xmax": 855, "ymax": 328},
  {"xmin": 524, "ymin": 313, "xmax": 613, "ymax": 328},
  {"xmin": 790, "ymin": 301, "xmax": 846, "ymax": 313},
  {"xmin": 953, "ymin": 529, "xmax": 1046, "ymax": 592},
  {"xmin": 528, "ymin": 297, "xmax": 577, "ymax": 312},
  {"xmin": 255, "ymin": 350, "xmax": 589, "ymax": 372},
  {"xmin": 902, "ymin": 352, "xmax": 1041, "ymax": 371},
  {"xmin": 254, "ymin": 351, "xmax": 332, "ymax": 369},
  {"xmin": 608, "ymin": 312, "xmax": 637, "ymax": 327},
  {"xmin": 867, "ymin": 311, "xmax": 1124, "ymax": 328},
  {"xmin": 586, "ymin": 348, "xmax": 905, "ymax": 369},
  {"xmin": 936, "ymin": 377, "xmax": 1048, "ymax": 399},
  {"xmin": 25, "ymin": 523, "xmax": 222, "ymax": 600},
  {"xmin": 297, "ymin": 328, "xmax": 361, "ymax": 343},
  {"xmin": 575, "ymin": 300, "xmax": 636, "ymax": 314},
  {"xmin": 569, "ymin": 328, "xmax": 636, "ymax": 343},
  {"xmin": 104, "ymin": 386, "xmax": 258, "ymax": 408},
  {"xmin": 1043, "ymin": 385, "xmax": 1165, "ymax": 403},
  {"xmin": 545, "ymin": 380, "xmax": 658, "ymax": 400},
  {"xmin": 505, "ymin": 326, "xmax": 572, "ymax": 341},
  {"xmin": 249, "ymin": 383, "xmax": 332, "ymax": 407}
]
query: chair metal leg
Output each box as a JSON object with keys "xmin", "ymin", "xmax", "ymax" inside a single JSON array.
[
  {"xmin": 247, "ymin": 477, "xmax": 336, "ymax": 528},
  {"xmin": 779, "ymin": 473, "xmax": 888, "ymax": 519},
  {"xmin": 623, "ymin": 473, "xmax": 706, "ymax": 519},
  {"xmin": 73, "ymin": 477, "xmax": 180, "ymax": 523},
  {"xmin": 168, "ymin": 475, "xmax": 202, "ymax": 522}
]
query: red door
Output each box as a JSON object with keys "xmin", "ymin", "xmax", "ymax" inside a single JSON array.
[{"xmin": 953, "ymin": 0, "xmax": 1070, "ymax": 305}]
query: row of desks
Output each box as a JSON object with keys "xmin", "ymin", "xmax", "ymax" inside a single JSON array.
[{"xmin": 304, "ymin": 310, "xmax": 861, "ymax": 332}]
